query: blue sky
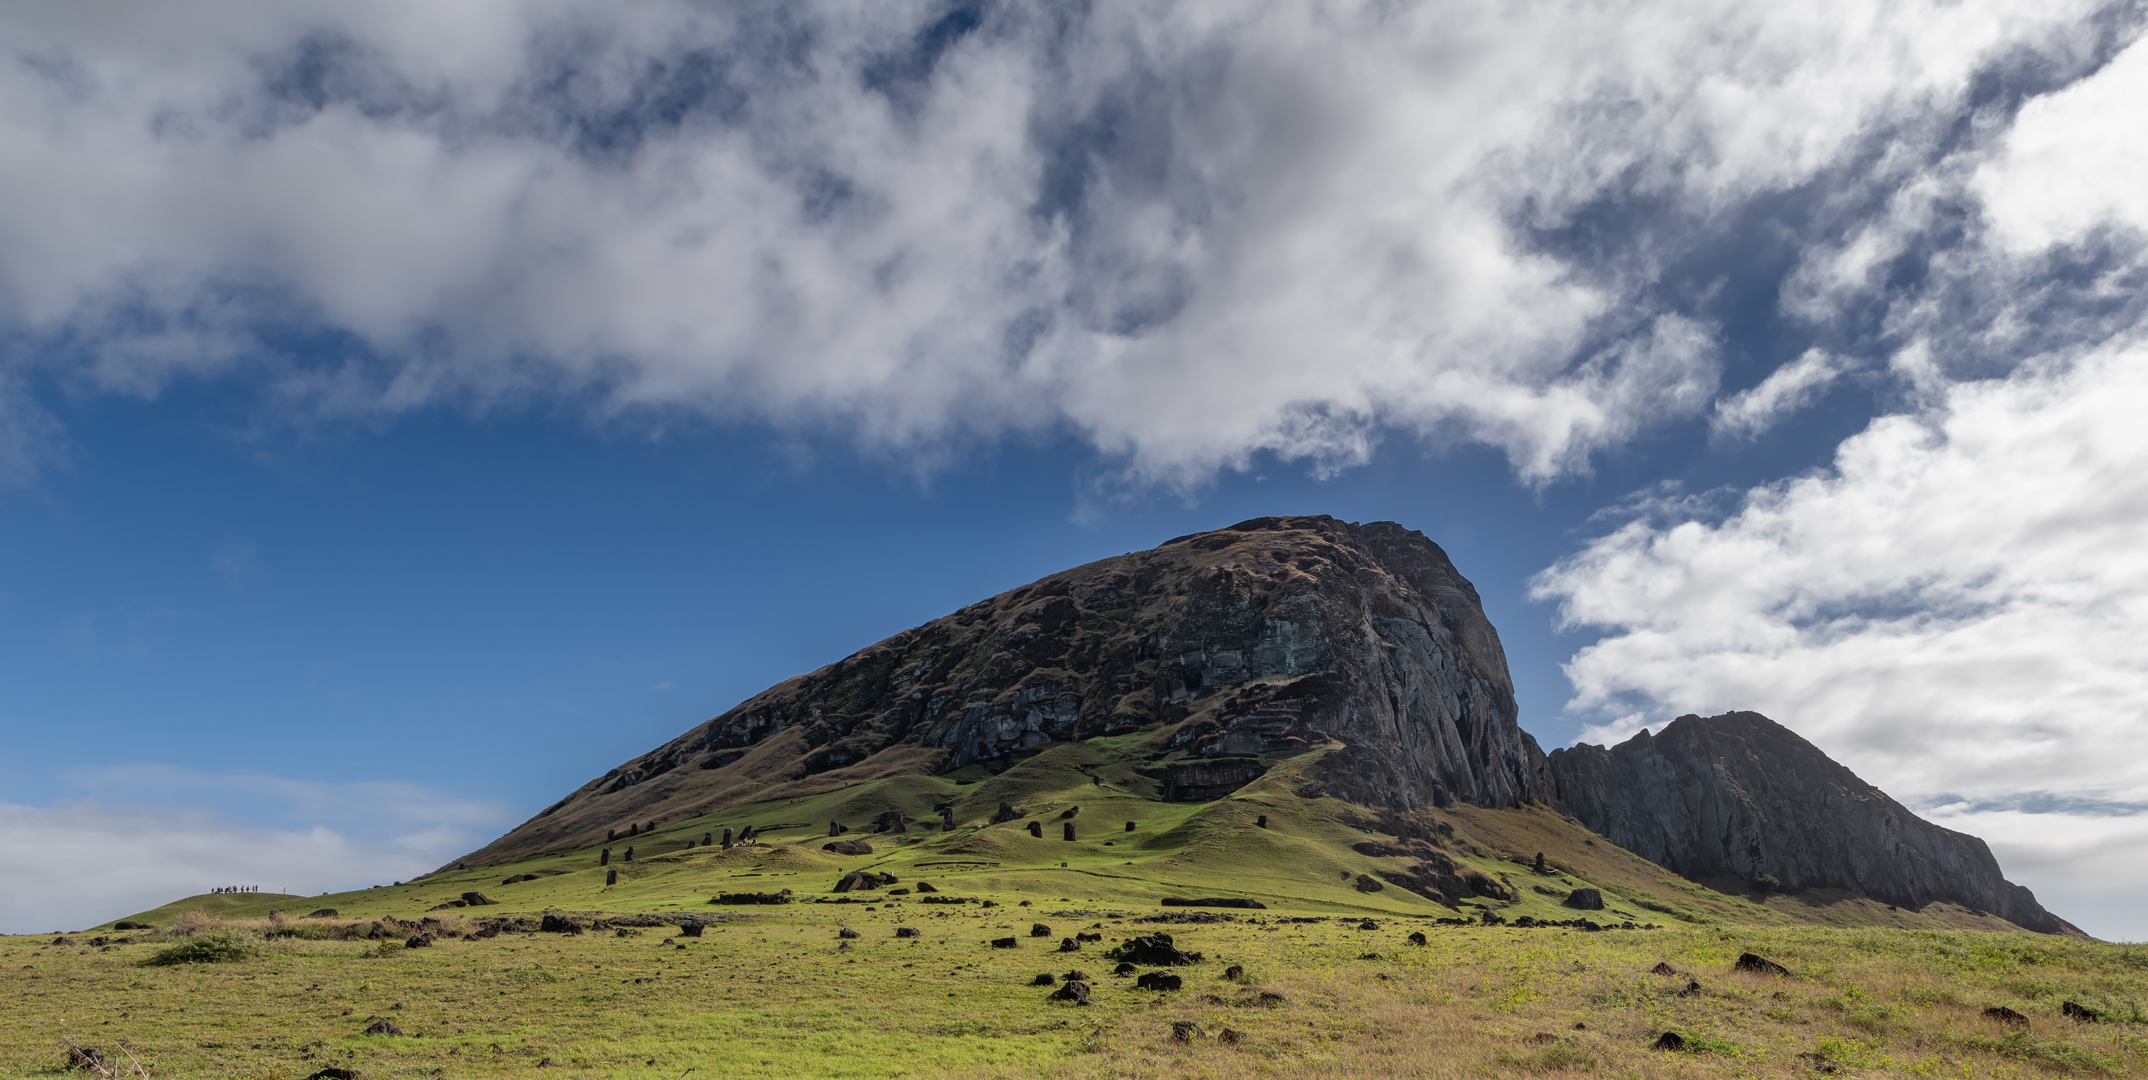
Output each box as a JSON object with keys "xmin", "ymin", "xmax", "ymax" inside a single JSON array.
[{"xmin": 2, "ymin": 1, "xmax": 2146, "ymax": 940}]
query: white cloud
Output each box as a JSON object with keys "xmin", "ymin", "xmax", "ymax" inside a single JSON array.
[
  {"xmin": 0, "ymin": 0, "xmax": 2111, "ymax": 486},
  {"xmin": 1533, "ymin": 338, "xmax": 2148, "ymax": 937},
  {"xmin": 0, "ymin": 765, "xmax": 516, "ymax": 933},
  {"xmin": 1710, "ymin": 348, "xmax": 1850, "ymax": 440},
  {"xmin": 1977, "ymin": 34, "xmax": 2148, "ymax": 252}
]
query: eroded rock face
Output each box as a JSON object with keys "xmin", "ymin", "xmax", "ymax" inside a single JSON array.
[
  {"xmin": 1548, "ymin": 711, "xmax": 2073, "ymax": 935},
  {"xmin": 458, "ymin": 516, "xmax": 1550, "ymax": 865}
]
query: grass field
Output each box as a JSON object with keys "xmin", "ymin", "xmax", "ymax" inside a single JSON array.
[{"xmin": 11, "ymin": 745, "xmax": 2139, "ymax": 1078}]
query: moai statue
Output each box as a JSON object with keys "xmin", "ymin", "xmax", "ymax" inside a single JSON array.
[
  {"xmin": 645, "ymin": 821, "xmax": 655, "ymax": 833},
  {"xmin": 629, "ymin": 822, "xmax": 639, "ymax": 837},
  {"xmin": 721, "ymin": 827, "xmax": 734, "ymax": 849},
  {"xmin": 1062, "ymin": 822, "xmax": 1076, "ymax": 842},
  {"xmin": 1126, "ymin": 820, "xmax": 1136, "ymax": 832},
  {"xmin": 941, "ymin": 807, "xmax": 956, "ymax": 832},
  {"xmin": 1534, "ymin": 852, "xmax": 1546, "ymax": 873},
  {"xmin": 830, "ymin": 821, "xmax": 843, "ymax": 838},
  {"xmin": 891, "ymin": 812, "xmax": 907, "ymax": 835},
  {"xmin": 600, "ymin": 847, "xmax": 611, "ymax": 866},
  {"xmin": 608, "ymin": 828, "xmax": 617, "ymax": 841},
  {"xmin": 606, "ymin": 869, "xmax": 618, "ymax": 886},
  {"xmin": 703, "ymin": 832, "xmax": 713, "ymax": 846},
  {"xmin": 1256, "ymin": 815, "xmax": 1269, "ymax": 829},
  {"xmin": 1028, "ymin": 821, "xmax": 1043, "ymax": 839},
  {"xmin": 624, "ymin": 846, "xmax": 635, "ymax": 862}
]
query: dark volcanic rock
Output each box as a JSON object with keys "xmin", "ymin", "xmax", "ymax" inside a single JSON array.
[
  {"xmin": 1108, "ymin": 933, "xmax": 1200, "ymax": 965},
  {"xmin": 822, "ymin": 840, "xmax": 875, "ymax": 856},
  {"xmin": 1564, "ymin": 888, "xmax": 1604, "ymax": 911},
  {"xmin": 1137, "ymin": 971, "xmax": 1185, "ymax": 991},
  {"xmin": 1159, "ymin": 897, "xmax": 1265, "ymax": 909},
  {"xmin": 113, "ymin": 920, "xmax": 151, "ymax": 930},
  {"xmin": 1548, "ymin": 711, "xmax": 2073, "ymax": 935},
  {"xmin": 1735, "ymin": 952, "xmax": 1790, "ymax": 976},
  {"xmin": 453, "ymin": 517, "xmax": 1551, "ymax": 866}
]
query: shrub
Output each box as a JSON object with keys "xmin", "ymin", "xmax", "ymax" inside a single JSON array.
[
  {"xmin": 1753, "ymin": 874, "xmax": 1781, "ymax": 894},
  {"xmin": 145, "ymin": 928, "xmax": 260, "ymax": 966}
]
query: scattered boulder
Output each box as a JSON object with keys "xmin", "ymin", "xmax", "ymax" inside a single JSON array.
[
  {"xmin": 1031, "ymin": 923, "xmax": 1052, "ymax": 937},
  {"xmin": 1406, "ymin": 931, "xmax": 1427, "ymax": 946},
  {"xmin": 994, "ymin": 802, "xmax": 1023, "ymax": 824},
  {"xmin": 1983, "ymin": 1005, "xmax": 2030, "ymax": 1027},
  {"xmin": 1734, "ymin": 952, "xmax": 1790, "ymax": 976},
  {"xmin": 1113, "ymin": 961, "xmax": 1139, "ymax": 976},
  {"xmin": 822, "ymin": 840, "xmax": 875, "ymax": 856},
  {"xmin": 1160, "ymin": 897, "xmax": 1266, "ymax": 909},
  {"xmin": 1107, "ymin": 933, "xmax": 1200, "ymax": 966},
  {"xmin": 1052, "ymin": 980, "xmax": 1092, "ymax": 1004},
  {"xmin": 1063, "ymin": 969, "xmax": 1089, "ymax": 981},
  {"xmin": 1648, "ymin": 961, "xmax": 1678, "ymax": 976},
  {"xmin": 991, "ymin": 937, "xmax": 1019, "ymax": 949},
  {"xmin": 539, "ymin": 914, "xmax": 583, "ymax": 934},
  {"xmin": 895, "ymin": 927, "xmax": 922, "ymax": 938},
  {"xmin": 2064, "ymin": 1000, "xmax": 2103, "ymax": 1023},
  {"xmin": 1222, "ymin": 964, "xmax": 1245, "ymax": 979},
  {"xmin": 113, "ymin": 921, "xmax": 151, "ymax": 930},
  {"xmin": 711, "ymin": 889, "xmax": 798, "ymax": 906},
  {"xmin": 833, "ymin": 871, "xmax": 896, "ymax": 893},
  {"xmin": 1676, "ymin": 979, "xmax": 1702, "ymax": 997},
  {"xmin": 50, "ymin": 936, "xmax": 73, "ymax": 947},
  {"xmin": 363, "ymin": 1019, "xmax": 404, "ymax": 1037},
  {"xmin": 306, "ymin": 909, "xmax": 340, "ymax": 918},
  {"xmin": 1126, "ymin": 821, "xmax": 1136, "ymax": 832},
  {"xmin": 915, "ymin": 882, "xmax": 938, "ymax": 893},
  {"xmin": 502, "ymin": 874, "xmax": 539, "ymax": 885},
  {"xmin": 837, "ymin": 927, "xmax": 861, "ymax": 939},
  {"xmin": 1564, "ymin": 888, "xmax": 1605, "ymax": 911},
  {"xmin": 1219, "ymin": 1028, "xmax": 1245, "ymax": 1045},
  {"xmin": 1138, "ymin": 971, "xmax": 1185, "ymax": 991},
  {"xmin": 1353, "ymin": 874, "xmax": 1384, "ymax": 893},
  {"xmin": 1032, "ymin": 972, "xmax": 1056, "ymax": 985},
  {"xmin": 1653, "ymin": 1031, "xmax": 1686, "ymax": 1051},
  {"xmin": 675, "ymin": 922, "xmax": 704, "ymax": 937},
  {"xmin": 302, "ymin": 1069, "xmax": 360, "ymax": 1080},
  {"xmin": 460, "ymin": 892, "xmax": 497, "ymax": 906},
  {"xmin": 1356, "ymin": 919, "xmax": 1379, "ymax": 931},
  {"xmin": 1059, "ymin": 937, "xmax": 1081, "ymax": 952},
  {"xmin": 1357, "ymin": 952, "xmax": 1382, "ymax": 960},
  {"xmin": 1169, "ymin": 1020, "xmax": 1198, "ymax": 1042}
]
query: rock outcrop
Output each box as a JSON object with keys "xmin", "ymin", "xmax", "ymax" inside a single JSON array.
[
  {"xmin": 1547, "ymin": 711, "xmax": 2073, "ymax": 934},
  {"xmin": 454, "ymin": 516, "xmax": 1551, "ymax": 865}
]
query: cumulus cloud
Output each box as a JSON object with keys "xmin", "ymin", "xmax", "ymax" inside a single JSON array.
[
  {"xmin": 1976, "ymin": 33, "xmax": 2148, "ymax": 253},
  {"xmin": 0, "ymin": 0, "xmax": 2114, "ymax": 485},
  {"xmin": 0, "ymin": 765, "xmax": 515, "ymax": 933}
]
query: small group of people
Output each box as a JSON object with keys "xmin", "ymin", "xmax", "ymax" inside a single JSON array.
[{"xmin": 212, "ymin": 885, "xmax": 259, "ymax": 894}]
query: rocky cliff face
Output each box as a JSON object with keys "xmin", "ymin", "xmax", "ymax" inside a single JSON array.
[
  {"xmin": 458, "ymin": 515, "xmax": 1552, "ymax": 865},
  {"xmin": 1548, "ymin": 712, "xmax": 2073, "ymax": 934}
]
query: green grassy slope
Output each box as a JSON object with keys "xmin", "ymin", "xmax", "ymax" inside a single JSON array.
[{"xmin": 98, "ymin": 745, "xmax": 2039, "ymax": 936}]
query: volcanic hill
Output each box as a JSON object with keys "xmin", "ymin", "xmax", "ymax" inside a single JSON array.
[{"xmin": 413, "ymin": 515, "xmax": 2070, "ymax": 936}]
